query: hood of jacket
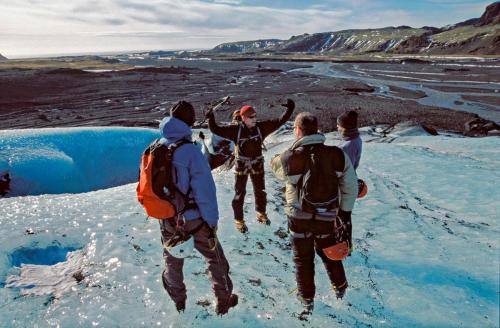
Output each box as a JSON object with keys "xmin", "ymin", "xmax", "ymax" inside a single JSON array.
[
  {"xmin": 159, "ymin": 116, "xmax": 193, "ymax": 144},
  {"xmin": 290, "ymin": 133, "xmax": 326, "ymax": 150},
  {"xmin": 340, "ymin": 128, "xmax": 360, "ymax": 141}
]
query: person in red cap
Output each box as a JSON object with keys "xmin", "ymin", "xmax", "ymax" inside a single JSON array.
[{"xmin": 206, "ymin": 99, "xmax": 295, "ymax": 233}]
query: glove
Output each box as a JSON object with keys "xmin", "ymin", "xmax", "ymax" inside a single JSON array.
[
  {"xmin": 337, "ymin": 209, "xmax": 352, "ymax": 255},
  {"xmin": 208, "ymin": 225, "xmax": 218, "ymax": 251},
  {"xmin": 337, "ymin": 209, "xmax": 351, "ymax": 222},
  {"xmin": 281, "ymin": 99, "xmax": 295, "ymax": 111}
]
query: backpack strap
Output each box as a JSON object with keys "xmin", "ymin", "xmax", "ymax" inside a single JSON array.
[
  {"xmin": 257, "ymin": 126, "xmax": 267, "ymax": 151},
  {"xmin": 148, "ymin": 138, "xmax": 163, "ymax": 154},
  {"xmin": 291, "ymin": 231, "xmax": 331, "ymax": 239},
  {"xmin": 234, "ymin": 124, "xmax": 242, "ymax": 158},
  {"xmin": 234, "ymin": 124, "xmax": 266, "ymax": 158},
  {"xmin": 298, "ymin": 144, "xmax": 320, "ymax": 220},
  {"xmin": 165, "ymin": 139, "xmax": 198, "ymax": 216}
]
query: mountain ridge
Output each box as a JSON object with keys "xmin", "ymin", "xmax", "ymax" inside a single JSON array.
[{"xmin": 208, "ymin": 2, "xmax": 500, "ymax": 56}]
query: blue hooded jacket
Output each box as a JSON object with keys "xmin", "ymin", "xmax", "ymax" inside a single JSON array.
[
  {"xmin": 159, "ymin": 116, "xmax": 219, "ymax": 227},
  {"xmin": 339, "ymin": 132, "xmax": 362, "ymax": 171}
]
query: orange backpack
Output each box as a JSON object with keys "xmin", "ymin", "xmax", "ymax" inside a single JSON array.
[{"xmin": 136, "ymin": 139, "xmax": 192, "ymax": 219}]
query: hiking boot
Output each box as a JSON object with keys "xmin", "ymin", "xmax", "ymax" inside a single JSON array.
[
  {"xmin": 297, "ymin": 295, "xmax": 314, "ymax": 318},
  {"xmin": 256, "ymin": 212, "xmax": 271, "ymax": 225},
  {"xmin": 216, "ymin": 294, "xmax": 238, "ymax": 316},
  {"xmin": 234, "ymin": 219, "xmax": 248, "ymax": 233},
  {"xmin": 333, "ymin": 282, "xmax": 348, "ymax": 300},
  {"xmin": 175, "ymin": 299, "xmax": 186, "ymax": 313}
]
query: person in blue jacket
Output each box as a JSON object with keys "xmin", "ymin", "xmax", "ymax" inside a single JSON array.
[
  {"xmin": 158, "ymin": 100, "xmax": 237, "ymax": 315},
  {"xmin": 337, "ymin": 110, "xmax": 362, "ymax": 170},
  {"xmin": 337, "ymin": 110, "xmax": 364, "ymax": 255}
]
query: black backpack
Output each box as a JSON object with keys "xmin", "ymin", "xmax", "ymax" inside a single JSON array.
[{"xmin": 297, "ymin": 144, "xmax": 343, "ymax": 216}]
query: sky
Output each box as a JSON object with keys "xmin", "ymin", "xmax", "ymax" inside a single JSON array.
[{"xmin": 0, "ymin": 0, "xmax": 494, "ymax": 58}]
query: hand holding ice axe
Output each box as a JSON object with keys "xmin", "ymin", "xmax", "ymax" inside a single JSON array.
[{"xmin": 201, "ymin": 96, "xmax": 231, "ymax": 124}]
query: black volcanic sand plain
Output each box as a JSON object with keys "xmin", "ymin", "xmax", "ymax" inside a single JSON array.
[{"xmin": 0, "ymin": 59, "xmax": 497, "ymax": 133}]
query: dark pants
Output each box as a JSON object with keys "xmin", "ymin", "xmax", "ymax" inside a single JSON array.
[
  {"xmin": 232, "ymin": 172, "xmax": 267, "ymax": 220},
  {"xmin": 291, "ymin": 233, "xmax": 347, "ymax": 299},
  {"xmin": 160, "ymin": 218, "xmax": 233, "ymax": 305}
]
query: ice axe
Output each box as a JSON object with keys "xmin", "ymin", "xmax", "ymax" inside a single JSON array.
[
  {"xmin": 212, "ymin": 95, "xmax": 231, "ymax": 112},
  {"xmin": 200, "ymin": 96, "xmax": 231, "ymax": 124}
]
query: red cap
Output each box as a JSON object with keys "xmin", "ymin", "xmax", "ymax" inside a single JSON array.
[{"xmin": 239, "ymin": 105, "xmax": 256, "ymax": 117}]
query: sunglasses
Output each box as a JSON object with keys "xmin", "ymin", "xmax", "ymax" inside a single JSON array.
[{"xmin": 247, "ymin": 115, "xmax": 257, "ymax": 119}]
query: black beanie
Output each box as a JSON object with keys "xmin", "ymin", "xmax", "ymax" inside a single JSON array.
[
  {"xmin": 170, "ymin": 100, "xmax": 195, "ymax": 127},
  {"xmin": 337, "ymin": 110, "xmax": 358, "ymax": 129}
]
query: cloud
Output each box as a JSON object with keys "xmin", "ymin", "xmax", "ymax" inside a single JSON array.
[
  {"xmin": 212, "ymin": 0, "xmax": 242, "ymax": 4},
  {"xmin": 1, "ymin": 0, "xmax": 354, "ymax": 35},
  {"xmin": 104, "ymin": 18, "xmax": 128, "ymax": 25},
  {"xmin": 0, "ymin": 0, "xmax": 490, "ymax": 57},
  {"xmin": 103, "ymin": 0, "xmax": 353, "ymax": 37}
]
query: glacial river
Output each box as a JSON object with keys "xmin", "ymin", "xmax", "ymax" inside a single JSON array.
[{"xmin": 295, "ymin": 62, "xmax": 500, "ymax": 122}]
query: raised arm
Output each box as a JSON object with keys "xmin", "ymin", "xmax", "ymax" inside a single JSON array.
[
  {"xmin": 206, "ymin": 111, "xmax": 239, "ymax": 142},
  {"xmin": 259, "ymin": 99, "xmax": 295, "ymax": 138}
]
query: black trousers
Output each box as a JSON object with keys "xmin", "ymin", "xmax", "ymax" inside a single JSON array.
[
  {"xmin": 291, "ymin": 234, "xmax": 347, "ymax": 299},
  {"xmin": 231, "ymin": 173, "xmax": 267, "ymax": 220}
]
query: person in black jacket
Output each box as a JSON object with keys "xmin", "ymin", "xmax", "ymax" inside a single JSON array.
[
  {"xmin": 206, "ymin": 99, "xmax": 295, "ymax": 233},
  {"xmin": 271, "ymin": 112, "xmax": 357, "ymax": 315}
]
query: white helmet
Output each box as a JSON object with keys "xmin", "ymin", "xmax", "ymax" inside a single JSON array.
[{"xmin": 165, "ymin": 236, "xmax": 194, "ymax": 259}]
